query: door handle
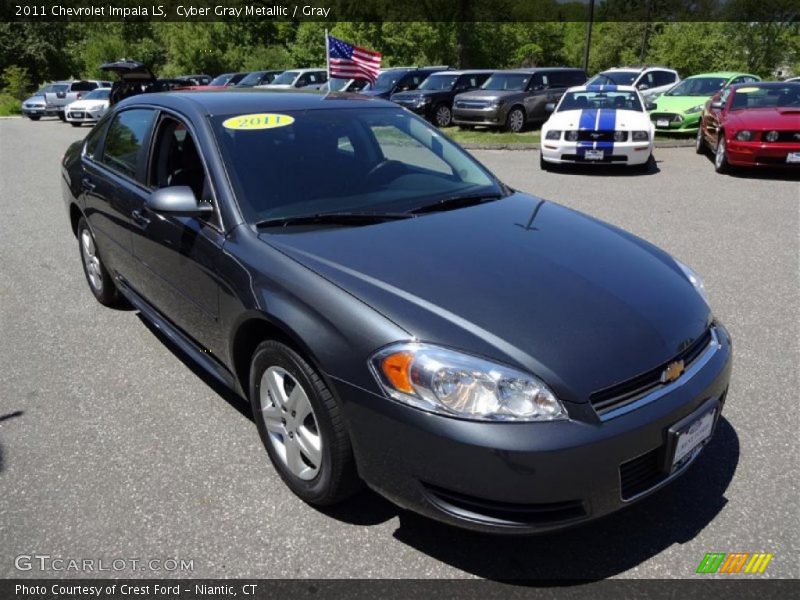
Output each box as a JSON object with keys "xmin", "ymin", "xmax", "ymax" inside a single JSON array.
[
  {"xmin": 131, "ymin": 209, "xmax": 151, "ymax": 228},
  {"xmin": 81, "ymin": 177, "xmax": 96, "ymax": 192}
]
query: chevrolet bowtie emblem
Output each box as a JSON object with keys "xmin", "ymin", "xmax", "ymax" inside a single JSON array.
[{"xmin": 661, "ymin": 360, "xmax": 685, "ymax": 384}]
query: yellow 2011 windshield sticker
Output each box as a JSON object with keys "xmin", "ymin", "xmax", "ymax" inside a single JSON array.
[
  {"xmin": 736, "ymin": 87, "xmax": 760, "ymax": 93},
  {"xmin": 222, "ymin": 113, "xmax": 295, "ymax": 130}
]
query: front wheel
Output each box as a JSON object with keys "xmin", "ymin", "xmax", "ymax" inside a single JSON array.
[
  {"xmin": 28, "ymin": 115, "xmax": 41, "ymax": 121},
  {"xmin": 249, "ymin": 340, "xmax": 361, "ymax": 506},
  {"xmin": 714, "ymin": 136, "xmax": 730, "ymax": 174},
  {"xmin": 695, "ymin": 127, "xmax": 706, "ymax": 154},
  {"xmin": 77, "ymin": 217, "xmax": 118, "ymax": 306},
  {"xmin": 434, "ymin": 104, "xmax": 452, "ymax": 128},
  {"xmin": 505, "ymin": 107, "xmax": 525, "ymax": 133}
]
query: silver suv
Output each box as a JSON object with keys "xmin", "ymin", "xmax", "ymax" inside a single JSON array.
[
  {"xmin": 41, "ymin": 80, "xmax": 111, "ymax": 121},
  {"xmin": 587, "ymin": 66, "xmax": 679, "ymax": 102}
]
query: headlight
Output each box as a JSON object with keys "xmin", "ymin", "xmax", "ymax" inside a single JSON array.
[
  {"xmin": 545, "ymin": 130, "xmax": 561, "ymax": 140},
  {"xmin": 765, "ymin": 130, "xmax": 779, "ymax": 142},
  {"xmin": 632, "ymin": 131, "xmax": 649, "ymax": 141},
  {"xmin": 613, "ymin": 131, "xmax": 627, "ymax": 142},
  {"xmin": 674, "ymin": 259, "xmax": 709, "ymax": 305},
  {"xmin": 735, "ymin": 130, "xmax": 753, "ymax": 141},
  {"xmin": 685, "ymin": 104, "xmax": 703, "ymax": 114},
  {"xmin": 488, "ymin": 99, "xmax": 501, "ymax": 108},
  {"xmin": 370, "ymin": 343, "xmax": 567, "ymax": 421},
  {"xmin": 565, "ymin": 130, "xmax": 579, "ymax": 141}
]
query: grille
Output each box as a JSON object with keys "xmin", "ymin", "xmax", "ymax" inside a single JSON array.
[
  {"xmin": 762, "ymin": 131, "xmax": 800, "ymax": 142},
  {"xmin": 423, "ymin": 483, "xmax": 586, "ymax": 526},
  {"xmin": 576, "ymin": 130, "xmax": 621, "ymax": 142},
  {"xmin": 590, "ymin": 327, "xmax": 713, "ymax": 416},
  {"xmin": 650, "ymin": 112, "xmax": 682, "ymax": 123},
  {"xmin": 619, "ymin": 447, "xmax": 665, "ymax": 500},
  {"xmin": 455, "ymin": 100, "xmax": 491, "ymax": 109}
]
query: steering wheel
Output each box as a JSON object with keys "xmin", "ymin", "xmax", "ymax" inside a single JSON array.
[{"xmin": 364, "ymin": 159, "xmax": 407, "ymax": 186}]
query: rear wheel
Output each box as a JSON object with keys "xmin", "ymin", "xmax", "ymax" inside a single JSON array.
[
  {"xmin": 505, "ymin": 107, "xmax": 525, "ymax": 133},
  {"xmin": 714, "ymin": 135, "xmax": 730, "ymax": 174},
  {"xmin": 77, "ymin": 217, "xmax": 118, "ymax": 306},
  {"xmin": 249, "ymin": 340, "xmax": 361, "ymax": 506}
]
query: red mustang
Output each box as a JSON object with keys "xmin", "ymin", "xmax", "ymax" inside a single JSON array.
[{"xmin": 696, "ymin": 81, "xmax": 800, "ymax": 173}]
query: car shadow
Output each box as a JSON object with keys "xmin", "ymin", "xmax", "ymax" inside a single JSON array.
[
  {"xmin": 700, "ymin": 152, "xmax": 800, "ymax": 180},
  {"xmin": 135, "ymin": 314, "xmax": 253, "ymax": 423},
  {"xmin": 546, "ymin": 160, "xmax": 661, "ymax": 177}
]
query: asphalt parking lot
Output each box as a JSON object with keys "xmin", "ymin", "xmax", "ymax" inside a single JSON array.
[{"xmin": 0, "ymin": 117, "xmax": 798, "ymax": 580}]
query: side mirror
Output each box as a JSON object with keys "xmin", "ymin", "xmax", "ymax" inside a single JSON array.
[
  {"xmin": 545, "ymin": 102, "xmax": 556, "ymax": 113},
  {"xmin": 147, "ymin": 186, "xmax": 213, "ymax": 217},
  {"xmin": 710, "ymin": 100, "xmax": 724, "ymax": 110},
  {"xmin": 645, "ymin": 102, "xmax": 657, "ymax": 111}
]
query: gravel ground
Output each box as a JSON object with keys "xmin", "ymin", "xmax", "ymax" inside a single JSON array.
[{"xmin": 0, "ymin": 117, "xmax": 797, "ymax": 581}]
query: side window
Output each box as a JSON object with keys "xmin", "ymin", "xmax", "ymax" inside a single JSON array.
[
  {"xmin": 101, "ymin": 109, "xmax": 156, "ymax": 181},
  {"xmin": 549, "ymin": 71, "xmax": 572, "ymax": 88},
  {"xmin": 528, "ymin": 73, "xmax": 548, "ymax": 91},
  {"xmin": 149, "ymin": 116, "xmax": 212, "ymax": 204},
  {"xmin": 296, "ymin": 75, "xmax": 308, "ymax": 87},
  {"xmin": 570, "ymin": 71, "xmax": 588, "ymax": 85},
  {"xmin": 307, "ymin": 73, "xmax": 320, "ymax": 84},
  {"xmin": 475, "ymin": 73, "xmax": 491, "ymax": 88},
  {"xmin": 84, "ymin": 114, "xmax": 112, "ymax": 159},
  {"xmin": 652, "ymin": 71, "xmax": 676, "ymax": 88}
]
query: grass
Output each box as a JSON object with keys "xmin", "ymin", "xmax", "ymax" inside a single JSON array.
[
  {"xmin": 444, "ymin": 128, "xmax": 540, "ymax": 145},
  {"xmin": 0, "ymin": 93, "xmax": 21, "ymax": 116}
]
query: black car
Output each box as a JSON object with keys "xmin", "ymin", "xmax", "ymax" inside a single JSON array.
[
  {"xmin": 453, "ymin": 67, "xmax": 588, "ymax": 132},
  {"xmin": 390, "ymin": 70, "xmax": 494, "ymax": 127},
  {"xmin": 360, "ymin": 66, "xmax": 450, "ymax": 100},
  {"xmin": 62, "ymin": 91, "xmax": 731, "ymax": 534},
  {"xmin": 208, "ymin": 72, "xmax": 248, "ymax": 87},
  {"xmin": 235, "ymin": 70, "xmax": 284, "ymax": 88}
]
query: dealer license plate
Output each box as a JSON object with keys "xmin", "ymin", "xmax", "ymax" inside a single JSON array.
[
  {"xmin": 786, "ymin": 152, "xmax": 800, "ymax": 163},
  {"xmin": 656, "ymin": 119, "xmax": 670, "ymax": 128},
  {"xmin": 671, "ymin": 409, "xmax": 715, "ymax": 468},
  {"xmin": 584, "ymin": 149, "xmax": 604, "ymax": 161}
]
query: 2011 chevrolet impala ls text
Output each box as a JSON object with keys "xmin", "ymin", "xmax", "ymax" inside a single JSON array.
[{"xmin": 61, "ymin": 91, "xmax": 732, "ymax": 534}]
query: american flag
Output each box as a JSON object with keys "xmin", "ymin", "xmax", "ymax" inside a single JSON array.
[{"xmin": 327, "ymin": 34, "xmax": 381, "ymax": 84}]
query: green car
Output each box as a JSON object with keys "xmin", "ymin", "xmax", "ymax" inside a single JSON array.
[{"xmin": 648, "ymin": 72, "xmax": 760, "ymax": 133}]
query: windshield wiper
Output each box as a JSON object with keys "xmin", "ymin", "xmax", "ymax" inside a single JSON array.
[
  {"xmin": 408, "ymin": 193, "xmax": 503, "ymax": 215},
  {"xmin": 255, "ymin": 211, "xmax": 414, "ymax": 228}
]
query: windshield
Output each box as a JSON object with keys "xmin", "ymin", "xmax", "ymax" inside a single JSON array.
[
  {"xmin": 559, "ymin": 90, "xmax": 643, "ymax": 112},
  {"xmin": 369, "ymin": 70, "xmax": 407, "ymax": 92},
  {"xmin": 730, "ymin": 84, "xmax": 800, "ymax": 110},
  {"xmin": 237, "ymin": 72, "xmax": 267, "ymax": 87},
  {"xmin": 211, "ymin": 107, "xmax": 501, "ymax": 224},
  {"xmin": 589, "ymin": 71, "xmax": 639, "ymax": 86},
  {"xmin": 418, "ymin": 74, "xmax": 458, "ymax": 91},
  {"xmin": 666, "ymin": 77, "xmax": 727, "ymax": 97},
  {"xmin": 270, "ymin": 71, "xmax": 300, "ymax": 85},
  {"xmin": 83, "ymin": 89, "xmax": 110, "ymax": 100},
  {"xmin": 209, "ymin": 73, "xmax": 233, "ymax": 86},
  {"xmin": 481, "ymin": 73, "xmax": 530, "ymax": 91}
]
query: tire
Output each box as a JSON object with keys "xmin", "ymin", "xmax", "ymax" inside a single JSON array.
[
  {"xmin": 634, "ymin": 153, "xmax": 654, "ymax": 173},
  {"xmin": 58, "ymin": 112, "xmax": 66, "ymax": 122},
  {"xmin": 505, "ymin": 107, "xmax": 525, "ymax": 133},
  {"xmin": 539, "ymin": 152, "xmax": 551, "ymax": 171},
  {"xmin": 249, "ymin": 340, "xmax": 361, "ymax": 506},
  {"xmin": 70, "ymin": 122, "xmax": 82, "ymax": 127},
  {"xmin": 433, "ymin": 104, "xmax": 452, "ymax": 128},
  {"xmin": 28, "ymin": 115, "xmax": 41, "ymax": 121},
  {"xmin": 77, "ymin": 217, "xmax": 119, "ymax": 306},
  {"xmin": 714, "ymin": 135, "xmax": 730, "ymax": 174},
  {"xmin": 695, "ymin": 126, "xmax": 706, "ymax": 154}
]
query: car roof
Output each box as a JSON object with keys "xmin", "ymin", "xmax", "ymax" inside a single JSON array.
[
  {"xmin": 285, "ymin": 68, "xmax": 327, "ymax": 74},
  {"xmin": 116, "ymin": 90, "xmax": 396, "ymax": 116},
  {"xmin": 571, "ymin": 84, "xmax": 637, "ymax": 92},
  {"xmin": 507, "ymin": 67, "xmax": 585, "ymax": 73},
  {"xmin": 431, "ymin": 69, "xmax": 495, "ymax": 76},
  {"xmin": 729, "ymin": 81, "xmax": 799, "ymax": 89},
  {"xmin": 684, "ymin": 71, "xmax": 755, "ymax": 79}
]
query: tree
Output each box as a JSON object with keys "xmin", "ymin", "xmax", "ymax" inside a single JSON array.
[{"xmin": 1, "ymin": 65, "xmax": 32, "ymax": 99}]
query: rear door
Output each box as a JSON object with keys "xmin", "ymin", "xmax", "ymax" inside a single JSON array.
[
  {"xmin": 524, "ymin": 72, "xmax": 551, "ymax": 121},
  {"xmin": 81, "ymin": 107, "xmax": 158, "ymax": 285}
]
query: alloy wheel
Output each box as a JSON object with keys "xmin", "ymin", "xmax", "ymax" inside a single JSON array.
[
  {"xmin": 80, "ymin": 229, "xmax": 103, "ymax": 293},
  {"xmin": 715, "ymin": 137, "xmax": 726, "ymax": 170},
  {"xmin": 507, "ymin": 109, "xmax": 524, "ymax": 133},
  {"xmin": 259, "ymin": 366, "xmax": 322, "ymax": 481},
  {"xmin": 435, "ymin": 105, "xmax": 452, "ymax": 127}
]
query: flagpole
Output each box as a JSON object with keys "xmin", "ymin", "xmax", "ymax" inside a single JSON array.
[{"xmin": 324, "ymin": 29, "xmax": 331, "ymax": 97}]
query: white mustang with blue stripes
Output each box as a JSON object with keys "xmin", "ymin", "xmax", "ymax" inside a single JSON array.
[{"xmin": 540, "ymin": 85, "xmax": 655, "ymax": 167}]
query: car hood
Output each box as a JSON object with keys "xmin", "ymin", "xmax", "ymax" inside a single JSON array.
[
  {"xmin": 726, "ymin": 107, "xmax": 800, "ymax": 129},
  {"xmin": 261, "ymin": 194, "xmax": 711, "ymax": 402},
  {"xmin": 655, "ymin": 95, "xmax": 710, "ymax": 113},
  {"xmin": 66, "ymin": 99, "xmax": 108, "ymax": 110},
  {"xmin": 23, "ymin": 95, "xmax": 45, "ymax": 105},
  {"xmin": 546, "ymin": 109, "xmax": 651, "ymax": 130}
]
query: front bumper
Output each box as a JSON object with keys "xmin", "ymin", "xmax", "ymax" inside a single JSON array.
[
  {"xmin": 727, "ymin": 140, "xmax": 800, "ymax": 167},
  {"xmin": 452, "ymin": 105, "xmax": 506, "ymax": 127},
  {"xmin": 65, "ymin": 110, "xmax": 103, "ymax": 123},
  {"xmin": 541, "ymin": 139, "xmax": 654, "ymax": 166},
  {"xmin": 334, "ymin": 324, "xmax": 732, "ymax": 534},
  {"xmin": 650, "ymin": 111, "xmax": 700, "ymax": 134},
  {"xmin": 22, "ymin": 106, "xmax": 58, "ymax": 118}
]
